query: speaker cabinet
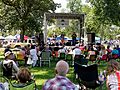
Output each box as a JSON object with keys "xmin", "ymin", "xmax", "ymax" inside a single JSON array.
[{"xmin": 87, "ymin": 33, "xmax": 95, "ymax": 45}]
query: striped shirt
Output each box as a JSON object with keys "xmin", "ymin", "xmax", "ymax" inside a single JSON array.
[{"xmin": 107, "ymin": 71, "xmax": 120, "ymax": 90}]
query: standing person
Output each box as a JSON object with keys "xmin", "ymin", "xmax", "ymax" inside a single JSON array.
[
  {"xmin": 72, "ymin": 32, "xmax": 77, "ymax": 46},
  {"xmin": 61, "ymin": 33, "xmax": 65, "ymax": 46},
  {"xmin": 106, "ymin": 60, "xmax": 120, "ymax": 90},
  {"xmin": 24, "ymin": 45, "xmax": 29, "ymax": 66},
  {"xmin": 42, "ymin": 60, "xmax": 78, "ymax": 90},
  {"xmin": 30, "ymin": 45, "xmax": 38, "ymax": 67}
]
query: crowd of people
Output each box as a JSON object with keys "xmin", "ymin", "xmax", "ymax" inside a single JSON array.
[{"xmin": 0, "ymin": 40, "xmax": 120, "ymax": 90}]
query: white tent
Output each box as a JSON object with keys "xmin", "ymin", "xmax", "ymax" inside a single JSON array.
[
  {"xmin": 5, "ymin": 35, "xmax": 16, "ymax": 40},
  {"xmin": 0, "ymin": 36, "xmax": 5, "ymax": 40},
  {"xmin": 95, "ymin": 37, "xmax": 101, "ymax": 43}
]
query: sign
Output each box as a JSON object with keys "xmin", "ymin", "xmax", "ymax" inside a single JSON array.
[{"xmin": 56, "ymin": 19, "xmax": 69, "ymax": 28}]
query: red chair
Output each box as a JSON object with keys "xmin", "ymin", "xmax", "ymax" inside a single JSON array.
[
  {"xmin": 101, "ymin": 54, "xmax": 108, "ymax": 61},
  {"xmin": 112, "ymin": 54, "xmax": 119, "ymax": 59}
]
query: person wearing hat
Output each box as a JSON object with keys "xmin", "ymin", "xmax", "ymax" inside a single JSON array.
[{"xmin": 3, "ymin": 51, "xmax": 19, "ymax": 78}]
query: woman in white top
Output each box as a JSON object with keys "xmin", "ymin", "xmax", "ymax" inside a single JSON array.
[{"xmin": 30, "ymin": 45, "xmax": 38, "ymax": 67}]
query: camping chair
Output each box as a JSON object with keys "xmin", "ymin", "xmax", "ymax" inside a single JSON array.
[
  {"xmin": 40, "ymin": 51, "xmax": 51, "ymax": 67},
  {"xmin": 2, "ymin": 62, "xmax": 13, "ymax": 79},
  {"xmin": 0, "ymin": 76, "xmax": 8, "ymax": 90},
  {"xmin": 74, "ymin": 55, "xmax": 86, "ymax": 64},
  {"xmin": 97, "ymin": 54, "xmax": 108, "ymax": 64},
  {"xmin": 65, "ymin": 54, "xmax": 73, "ymax": 66},
  {"xmin": 89, "ymin": 55, "xmax": 97, "ymax": 63},
  {"xmin": 7, "ymin": 78, "xmax": 36, "ymax": 90},
  {"xmin": 112, "ymin": 54, "xmax": 119, "ymax": 59},
  {"xmin": 74, "ymin": 55, "xmax": 84, "ymax": 60},
  {"xmin": 74, "ymin": 63, "xmax": 103, "ymax": 90},
  {"xmin": 59, "ymin": 53, "xmax": 66, "ymax": 60},
  {"xmin": 0, "ymin": 61, "xmax": 3, "ymax": 76}
]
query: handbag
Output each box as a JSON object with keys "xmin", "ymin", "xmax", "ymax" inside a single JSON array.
[{"xmin": 27, "ymin": 55, "xmax": 33, "ymax": 65}]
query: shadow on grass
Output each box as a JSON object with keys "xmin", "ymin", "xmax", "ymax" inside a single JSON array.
[{"xmin": 29, "ymin": 60, "xmax": 109, "ymax": 90}]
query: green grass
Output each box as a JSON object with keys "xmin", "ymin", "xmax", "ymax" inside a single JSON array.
[
  {"xmin": 29, "ymin": 63, "xmax": 76, "ymax": 90},
  {"xmin": 28, "ymin": 60, "xmax": 109, "ymax": 90},
  {"xmin": 1, "ymin": 54, "xmax": 118, "ymax": 90}
]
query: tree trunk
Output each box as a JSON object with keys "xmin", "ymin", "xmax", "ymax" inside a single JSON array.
[{"xmin": 20, "ymin": 25, "xmax": 25, "ymax": 42}]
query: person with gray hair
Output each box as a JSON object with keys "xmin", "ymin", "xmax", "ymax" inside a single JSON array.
[{"xmin": 42, "ymin": 60, "xmax": 78, "ymax": 90}]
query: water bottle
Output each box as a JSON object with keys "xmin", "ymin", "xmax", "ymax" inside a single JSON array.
[
  {"xmin": 103, "ymin": 70, "xmax": 106, "ymax": 80},
  {"xmin": 99, "ymin": 71, "xmax": 104, "ymax": 82}
]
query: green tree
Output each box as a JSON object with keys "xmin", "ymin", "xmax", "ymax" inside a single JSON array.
[
  {"xmin": 67, "ymin": 0, "xmax": 82, "ymax": 13},
  {"xmin": 0, "ymin": 0, "xmax": 56, "ymax": 42},
  {"xmin": 90, "ymin": 0, "xmax": 120, "ymax": 26}
]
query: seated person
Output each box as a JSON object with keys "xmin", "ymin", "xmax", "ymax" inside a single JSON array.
[
  {"xmin": 112, "ymin": 47, "xmax": 119, "ymax": 55},
  {"xmin": 58, "ymin": 46, "xmax": 67, "ymax": 56},
  {"xmin": 112, "ymin": 47, "xmax": 119, "ymax": 58},
  {"xmin": 86, "ymin": 47, "xmax": 96, "ymax": 59},
  {"xmin": 98, "ymin": 46, "xmax": 107, "ymax": 60},
  {"xmin": 15, "ymin": 68, "xmax": 33, "ymax": 86},
  {"xmin": 106, "ymin": 45, "xmax": 112, "ymax": 59},
  {"xmin": 4, "ymin": 45, "xmax": 12, "ymax": 54},
  {"xmin": 3, "ymin": 51, "xmax": 19, "ymax": 78},
  {"xmin": 106, "ymin": 60, "xmax": 120, "ymax": 90},
  {"xmin": 116, "ymin": 45, "xmax": 120, "ymax": 57},
  {"xmin": 73, "ymin": 44, "xmax": 81, "ymax": 59},
  {"xmin": 42, "ymin": 60, "xmax": 78, "ymax": 90}
]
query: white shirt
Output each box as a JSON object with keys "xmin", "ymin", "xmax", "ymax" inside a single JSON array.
[
  {"xmin": 30, "ymin": 49, "xmax": 38, "ymax": 61},
  {"xmin": 73, "ymin": 48, "xmax": 81, "ymax": 57},
  {"xmin": 58, "ymin": 48, "xmax": 66, "ymax": 53},
  {"xmin": 107, "ymin": 73, "xmax": 119, "ymax": 90}
]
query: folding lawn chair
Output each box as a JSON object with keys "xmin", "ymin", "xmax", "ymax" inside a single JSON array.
[
  {"xmin": 40, "ymin": 51, "xmax": 51, "ymax": 67},
  {"xmin": 65, "ymin": 54, "xmax": 73, "ymax": 65},
  {"xmin": 74, "ymin": 63, "xmax": 103, "ymax": 90},
  {"xmin": 7, "ymin": 78, "xmax": 36, "ymax": 90},
  {"xmin": 59, "ymin": 53, "xmax": 66, "ymax": 60}
]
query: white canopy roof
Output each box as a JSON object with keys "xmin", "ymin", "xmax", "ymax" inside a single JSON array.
[{"xmin": 5, "ymin": 35, "xmax": 16, "ymax": 40}]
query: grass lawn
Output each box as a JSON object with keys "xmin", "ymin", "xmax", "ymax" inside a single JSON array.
[
  {"xmin": 1, "ymin": 53, "xmax": 119, "ymax": 90},
  {"xmin": 29, "ymin": 60, "xmax": 109, "ymax": 90},
  {"xmin": 30, "ymin": 62, "xmax": 76, "ymax": 90}
]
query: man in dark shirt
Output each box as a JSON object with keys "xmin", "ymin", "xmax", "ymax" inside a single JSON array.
[{"xmin": 72, "ymin": 32, "xmax": 77, "ymax": 46}]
